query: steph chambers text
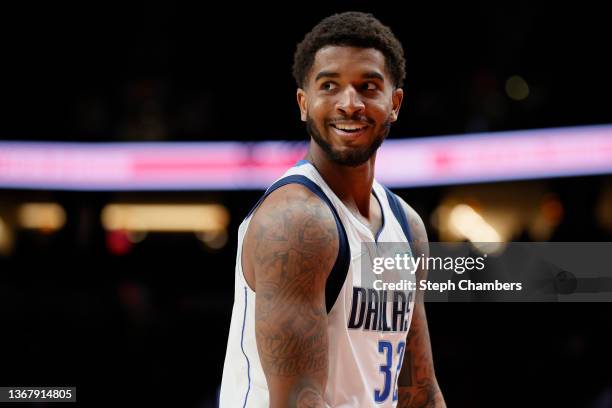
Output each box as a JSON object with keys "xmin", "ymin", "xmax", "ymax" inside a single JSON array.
[{"xmin": 373, "ymin": 279, "xmax": 523, "ymax": 292}]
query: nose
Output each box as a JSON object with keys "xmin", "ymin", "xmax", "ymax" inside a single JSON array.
[{"xmin": 336, "ymin": 86, "xmax": 365, "ymax": 117}]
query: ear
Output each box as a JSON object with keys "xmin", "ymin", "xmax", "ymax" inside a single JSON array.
[
  {"xmin": 296, "ymin": 88, "xmax": 308, "ymax": 122},
  {"xmin": 390, "ymin": 87, "xmax": 404, "ymax": 122}
]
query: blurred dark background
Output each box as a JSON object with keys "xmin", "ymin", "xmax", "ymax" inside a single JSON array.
[{"xmin": 1, "ymin": 1, "xmax": 612, "ymax": 407}]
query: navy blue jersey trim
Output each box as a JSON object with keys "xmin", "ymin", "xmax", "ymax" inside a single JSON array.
[
  {"xmin": 372, "ymin": 189, "xmax": 386, "ymax": 242},
  {"xmin": 383, "ymin": 186, "xmax": 413, "ymax": 245},
  {"xmin": 245, "ymin": 175, "xmax": 350, "ymax": 314}
]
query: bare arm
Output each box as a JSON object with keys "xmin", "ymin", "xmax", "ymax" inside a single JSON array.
[
  {"xmin": 397, "ymin": 201, "xmax": 446, "ymax": 408},
  {"xmin": 245, "ymin": 185, "xmax": 339, "ymax": 408}
]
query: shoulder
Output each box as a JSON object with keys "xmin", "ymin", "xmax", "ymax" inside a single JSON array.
[
  {"xmin": 244, "ymin": 183, "xmax": 340, "ymax": 280},
  {"xmin": 250, "ymin": 183, "xmax": 339, "ymax": 236}
]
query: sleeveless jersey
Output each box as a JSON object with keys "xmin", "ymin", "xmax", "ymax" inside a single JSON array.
[{"xmin": 220, "ymin": 159, "xmax": 416, "ymax": 407}]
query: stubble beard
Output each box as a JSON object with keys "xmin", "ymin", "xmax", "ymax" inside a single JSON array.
[{"xmin": 306, "ymin": 116, "xmax": 391, "ymax": 167}]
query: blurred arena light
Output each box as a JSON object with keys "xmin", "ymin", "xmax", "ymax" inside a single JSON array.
[
  {"xmin": 505, "ymin": 75, "xmax": 530, "ymax": 101},
  {"xmin": 17, "ymin": 202, "xmax": 66, "ymax": 232},
  {"xmin": 447, "ymin": 204, "xmax": 505, "ymax": 254},
  {"xmin": 127, "ymin": 231, "xmax": 147, "ymax": 243},
  {"xmin": 597, "ymin": 182, "xmax": 612, "ymax": 232},
  {"xmin": 0, "ymin": 216, "xmax": 13, "ymax": 255},
  {"xmin": 0, "ymin": 124, "xmax": 611, "ymax": 190},
  {"xmin": 431, "ymin": 183, "xmax": 562, "ymax": 247},
  {"xmin": 529, "ymin": 194, "xmax": 564, "ymax": 241},
  {"xmin": 101, "ymin": 204, "xmax": 230, "ymax": 233},
  {"xmin": 196, "ymin": 230, "xmax": 229, "ymax": 250}
]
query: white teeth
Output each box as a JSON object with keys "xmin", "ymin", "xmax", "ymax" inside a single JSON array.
[{"xmin": 333, "ymin": 124, "xmax": 366, "ymax": 131}]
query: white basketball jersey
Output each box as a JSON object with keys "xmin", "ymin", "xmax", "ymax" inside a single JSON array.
[{"xmin": 220, "ymin": 160, "xmax": 416, "ymax": 407}]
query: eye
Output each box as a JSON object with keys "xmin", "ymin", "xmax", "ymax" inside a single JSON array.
[
  {"xmin": 321, "ymin": 81, "xmax": 337, "ymax": 91},
  {"xmin": 362, "ymin": 82, "xmax": 378, "ymax": 91}
]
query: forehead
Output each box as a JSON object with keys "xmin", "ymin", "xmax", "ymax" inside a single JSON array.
[{"xmin": 309, "ymin": 46, "xmax": 388, "ymax": 83}]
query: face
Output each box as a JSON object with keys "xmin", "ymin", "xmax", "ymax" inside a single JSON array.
[{"xmin": 297, "ymin": 46, "xmax": 403, "ymax": 167}]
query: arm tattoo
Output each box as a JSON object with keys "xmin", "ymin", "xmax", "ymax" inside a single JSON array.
[
  {"xmin": 408, "ymin": 208, "xmax": 429, "ymax": 284},
  {"xmin": 251, "ymin": 189, "xmax": 337, "ymax": 406},
  {"xmin": 397, "ymin": 202, "xmax": 446, "ymax": 408},
  {"xmin": 397, "ymin": 316, "xmax": 440, "ymax": 408},
  {"xmin": 289, "ymin": 379, "xmax": 326, "ymax": 408}
]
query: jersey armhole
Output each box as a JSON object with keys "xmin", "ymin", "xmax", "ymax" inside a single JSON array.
[
  {"xmin": 245, "ymin": 175, "xmax": 350, "ymax": 313},
  {"xmin": 383, "ymin": 186, "xmax": 414, "ymax": 249}
]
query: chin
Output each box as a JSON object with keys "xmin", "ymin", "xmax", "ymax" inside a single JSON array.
[{"xmin": 328, "ymin": 148, "xmax": 374, "ymax": 167}]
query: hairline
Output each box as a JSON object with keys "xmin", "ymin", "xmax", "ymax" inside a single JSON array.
[{"xmin": 301, "ymin": 45, "xmax": 400, "ymax": 90}]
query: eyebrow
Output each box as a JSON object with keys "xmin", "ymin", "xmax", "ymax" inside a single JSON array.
[
  {"xmin": 314, "ymin": 70, "xmax": 385, "ymax": 82},
  {"xmin": 363, "ymin": 71, "xmax": 385, "ymax": 81},
  {"xmin": 314, "ymin": 71, "xmax": 340, "ymax": 82}
]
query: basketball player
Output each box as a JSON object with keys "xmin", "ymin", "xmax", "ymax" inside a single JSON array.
[{"xmin": 220, "ymin": 12, "xmax": 445, "ymax": 407}]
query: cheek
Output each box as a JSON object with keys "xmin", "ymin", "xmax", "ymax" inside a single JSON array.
[
  {"xmin": 372, "ymin": 100, "xmax": 395, "ymax": 119},
  {"xmin": 307, "ymin": 99, "xmax": 332, "ymax": 121},
  {"xmin": 309, "ymin": 98, "xmax": 330, "ymax": 112}
]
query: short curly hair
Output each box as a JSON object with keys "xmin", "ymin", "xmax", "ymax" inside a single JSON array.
[{"xmin": 292, "ymin": 11, "xmax": 406, "ymax": 89}]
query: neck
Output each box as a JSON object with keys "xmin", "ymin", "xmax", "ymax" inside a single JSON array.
[{"xmin": 305, "ymin": 140, "xmax": 376, "ymax": 219}]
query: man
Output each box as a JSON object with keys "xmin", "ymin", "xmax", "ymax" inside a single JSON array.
[{"xmin": 220, "ymin": 11, "xmax": 445, "ymax": 407}]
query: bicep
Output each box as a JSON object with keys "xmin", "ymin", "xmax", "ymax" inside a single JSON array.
[{"xmin": 248, "ymin": 186, "xmax": 339, "ymax": 406}]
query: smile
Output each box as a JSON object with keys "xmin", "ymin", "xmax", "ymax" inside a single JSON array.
[{"xmin": 330, "ymin": 123, "xmax": 369, "ymax": 135}]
